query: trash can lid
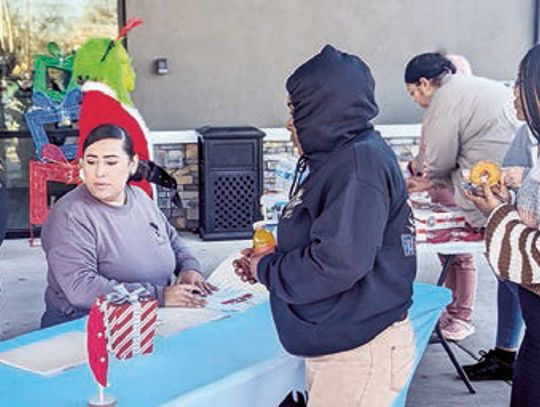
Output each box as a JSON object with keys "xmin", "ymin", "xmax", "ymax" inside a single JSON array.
[{"xmin": 196, "ymin": 126, "xmax": 265, "ymax": 140}]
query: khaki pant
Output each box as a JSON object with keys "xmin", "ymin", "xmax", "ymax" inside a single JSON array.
[{"xmin": 305, "ymin": 318, "xmax": 415, "ymax": 407}]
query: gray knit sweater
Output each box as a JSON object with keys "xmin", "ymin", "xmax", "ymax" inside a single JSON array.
[{"xmin": 42, "ymin": 185, "xmax": 201, "ymax": 317}]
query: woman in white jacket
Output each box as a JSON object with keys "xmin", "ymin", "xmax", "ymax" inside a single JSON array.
[{"xmin": 405, "ymin": 52, "xmax": 519, "ymax": 341}]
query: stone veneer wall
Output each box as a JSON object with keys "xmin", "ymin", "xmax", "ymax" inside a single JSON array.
[
  {"xmin": 154, "ymin": 135, "xmax": 418, "ymax": 232},
  {"xmin": 154, "ymin": 140, "xmax": 295, "ymax": 232},
  {"xmin": 153, "ymin": 143, "xmax": 199, "ymax": 231}
]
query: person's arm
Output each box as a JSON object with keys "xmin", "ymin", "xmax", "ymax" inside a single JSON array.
[
  {"xmin": 423, "ymin": 102, "xmax": 461, "ymax": 180},
  {"xmin": 502, "ymin": 125, "xmax": 533, "ymax": 168},
  {"xmin": 502, "ymin": 126, "xmax": 534, "ymax": 188},
  {"xmin": 43, "ymin": 212, "xmax": 164, "ymax": 308},
  {"xmin": 408, "ymin": 129, "xmax": 427, "ymax": 176},
  {"xmin": 485, "ymin": 204, "xmax": 540, "ymax": 284},
  {"xmin": 502, "ymin": 139, "xmax": 529, "ymax": 169},
  {"xmin": 257, "ymin": 178, "xmax": 389, "ymax": 305}
]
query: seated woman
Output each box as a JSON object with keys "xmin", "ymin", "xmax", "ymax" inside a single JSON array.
[
  {"xmin": 467, "ymin": 44, "xmax": 540, "ymax": 405},
  {"xmin": 41, "ymin": 124, "xmax": 216, "ymax": 328}
]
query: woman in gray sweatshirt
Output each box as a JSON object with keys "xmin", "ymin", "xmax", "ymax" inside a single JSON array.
[{"xmin": 41, "ymin": 124, "xmax": 216, "ymax": 328}]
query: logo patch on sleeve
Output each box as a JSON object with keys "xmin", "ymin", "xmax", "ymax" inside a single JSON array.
[{"xmin": 401, "ymin": 234, "xmax": 416, "ymax": 257}]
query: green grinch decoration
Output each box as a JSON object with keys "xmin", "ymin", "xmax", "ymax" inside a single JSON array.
[
  {"xmin": 32, "ymin": 42, "xmax": 78, "ymax": 102},
  {"xmin": 72, "ymin": 19, "xmax": 140, "ymax": 107},
  {"xmin": 72, "ymin": 18, "xmax": 153, "ymax": 196}
]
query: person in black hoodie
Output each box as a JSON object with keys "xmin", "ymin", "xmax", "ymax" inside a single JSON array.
[{"xmin": 237, "ymin": 45, "xmax": 416, "ymax": 406}]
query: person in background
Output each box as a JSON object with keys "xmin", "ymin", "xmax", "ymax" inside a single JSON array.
[
  {"xmin": 405, "ymin": 52, "xmax": 519, "ymax": 341},
  {"xmin": 446, "ymin": 54, "xmax": 473, "ymax": 76},
  {"xmin": 466, "ymin": 43, "xmax": 540, "ymax": 406},
  {"xmin": 41, "ymin": 124, "xmax": 216, "ymax": 328},
  {"xmin": 236, "ymin": 45, "xmax": 416, "ymax": 407},
  {"xmin": 463, "ymin": 77, "xmax": 535, "ymax": 381}
]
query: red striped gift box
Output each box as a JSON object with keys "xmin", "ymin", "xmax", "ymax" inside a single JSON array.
[{"xmin": 99, "ymin": 285, "xmax": 158, "ymax": 360}]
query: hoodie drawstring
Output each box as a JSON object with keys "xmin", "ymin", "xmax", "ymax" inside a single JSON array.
[{"xmin": 289, "ymin": 155, "xmax": 309, "ymax": 199}]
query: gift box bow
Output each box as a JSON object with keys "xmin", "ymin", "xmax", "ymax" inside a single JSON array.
[
  {"xmin": 99, "ymin": 284, "xmax": 158, "ymax": 359},
  {"xmin": 104, "ymin": 284, "xmax": 150, "ymax": 305}
]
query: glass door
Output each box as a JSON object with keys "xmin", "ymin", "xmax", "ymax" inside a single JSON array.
[{"xmin": 0, "ymin": 0, "xmax": 122, "ymax": 237}]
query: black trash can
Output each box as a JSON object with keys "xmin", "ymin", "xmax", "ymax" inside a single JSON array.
[{"xmin": 197, "ymin": 126, "xmax": 264, "ymax": 240}]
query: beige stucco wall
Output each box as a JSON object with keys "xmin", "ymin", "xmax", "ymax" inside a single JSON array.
[{"xmin": 127, "ymin": 0, "xmax": 534, "ymax": 130}]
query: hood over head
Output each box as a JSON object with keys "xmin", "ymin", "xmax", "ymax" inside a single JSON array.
[{"xmin": 286, "ymin": 45, "xmax": 379, "ymax": 159}]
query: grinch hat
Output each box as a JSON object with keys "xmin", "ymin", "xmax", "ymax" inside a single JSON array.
[{"xmin": 72, "ymin": 18, "xmax": 142, "ymax": 106}]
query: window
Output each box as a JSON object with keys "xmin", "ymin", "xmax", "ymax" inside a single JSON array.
[
  {"xmin": 1, "ymin": 0, "xmax": 119, "ymax": 132},
  {"xmin": 0, "ymin": 0, "xmax": 121, "ymax": 236}
]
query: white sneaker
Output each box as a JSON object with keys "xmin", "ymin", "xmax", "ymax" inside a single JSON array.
[
  {"xmin": 438, "ymin": 311, "xmax": 453, "ymax": 329},
  {"xmin": 441, "ymin": 318, "xmax": 476, "ymax": 341}
]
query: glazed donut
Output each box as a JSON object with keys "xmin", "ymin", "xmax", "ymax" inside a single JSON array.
[{"xmin": 469, "ymin": 160, "xmax": 501, "ymax": 186}]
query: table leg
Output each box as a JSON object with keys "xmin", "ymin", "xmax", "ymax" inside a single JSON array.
[
  {"xmin": 437, "ymin": 254, "xmax": 454, "ymax": 286},
  {"xmin": 434, "ymin": 253, "xmax": 476, "ymax": 394},
  {"xmin": 436, "ymin": 322, "xmax": 476, "ymax": 394}
]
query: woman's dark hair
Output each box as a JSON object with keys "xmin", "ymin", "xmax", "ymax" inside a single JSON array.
[
  {"xmin": 82, "ymin": 124, "xmax": 135, "ymax": 158},
  {"xmin": 518, "ymin": 44, "xmax": 540, "ymax": 143},
  {"xmin": 82, "ymin": 124, "xmax": 146, "ymax": 181},
  {"xmin": 404, "ymin": 52, "xmax": 457, "ymax": 85}
]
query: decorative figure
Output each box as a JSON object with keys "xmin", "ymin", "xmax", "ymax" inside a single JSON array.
[
  {"xmin": 72, "ymin": 18, "xmax": 153, "ymax": 197},
  {"xmin": 24, "ymin": 42, "xmax": 80, "ymax": 161},
  {"xmin": 32, "ymin": 42, "xmax": 78, "ymax": 102}
]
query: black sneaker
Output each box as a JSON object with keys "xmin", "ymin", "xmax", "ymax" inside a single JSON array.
[
  {"xmin": 279, "ymin": 392, "xmax": 307, "ymax": 407},
  {"xmin": 462, "ymin": 349, "xmax": 514, "ymax": 381}
]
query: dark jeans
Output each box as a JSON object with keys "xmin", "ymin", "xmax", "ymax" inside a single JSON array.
[
  {"xmin": 24, "ymin": 90, "xmax": 80, "ymax": 160},
  {"xmin": 496, "ymin": 279, "xmax": 524, "ymax": 350},
  {"xmin": 40, "ymin": 307, "xmax": 87, "ymax": 329},
  {"xmin": 512, "ymin": 287, "xmax": 540, "ymax": 406}
]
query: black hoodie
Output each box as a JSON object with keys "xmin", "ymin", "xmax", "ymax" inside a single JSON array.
[{"xmin": 257, "ymin": 45, "xmax": 417, "ymax": 356}]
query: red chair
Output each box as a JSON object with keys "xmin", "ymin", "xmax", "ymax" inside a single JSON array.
[{"xmin": 28, "ymin": 159, "xmax": 81, "ymax": 245}]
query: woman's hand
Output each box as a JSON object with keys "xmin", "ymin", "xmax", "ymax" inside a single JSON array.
[
  {"xmin": 163, "ymin": 284, "xmax": 207, "ymax": 307},
  {"xmin": 503, "ymin": 166, "xmax": 525, "ymax": 189},
  {"xmin": 464, "ymin": 181, "xmax": 510, "ymax": 216},
  {"xmin": 407, "ymin": 160, "xmax": 423, "ymax": 177},
  {"xmin": 233, "ymin": 248, "xmax": 257, "ymax": 284},
  {"xmin": 175, "ymin": 269, "xmax": 218, "ymax": 296},
  {"xmin": 406, "ymin": 176, "xmax": 432, "ymax": 193},
  {"xmin": 491, "ymin": 175, "xmax": 512, "ymax": 204},
  {"xmin": 233, "ymin": 247, "xmax": 275, "ymax": 284}
]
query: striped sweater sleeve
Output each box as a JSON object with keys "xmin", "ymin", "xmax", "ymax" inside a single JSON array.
[{"xmin": 485, "ymin": 204, "xmax": 540, "ymax": 284}]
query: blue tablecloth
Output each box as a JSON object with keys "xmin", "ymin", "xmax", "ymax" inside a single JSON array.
[{"xmin": 0, "ymin": 283, "xmax": 450, "ymax": 406}]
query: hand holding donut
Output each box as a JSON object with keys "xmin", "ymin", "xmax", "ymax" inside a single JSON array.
[{"xmin": 469, "ymin": 160, "xmax": 502, "ymax": 187}]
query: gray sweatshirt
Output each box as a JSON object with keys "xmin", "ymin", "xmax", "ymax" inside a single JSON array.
[
  {"xmin": 42, "ymin": 185, "xmax": 201, "ymax": 317},
  {"xmin": 421, "ymin": 74, "xmax": 520, "ymax": 227},
  {"xmin": 502, "ymin": 124, "xmax": 537, "ymax": 171}
]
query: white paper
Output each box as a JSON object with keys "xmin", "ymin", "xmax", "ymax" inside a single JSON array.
[
  {"xmin": 156, "ymin": 307, "xmax": 228, "ymax": 336},
  {"xmin": 0, "ymin": 331, "xmax": 86, "ymax": 376},
  {"xmin": 205, "ymin": 252, "xmax": 269, "ymax": 312}
]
